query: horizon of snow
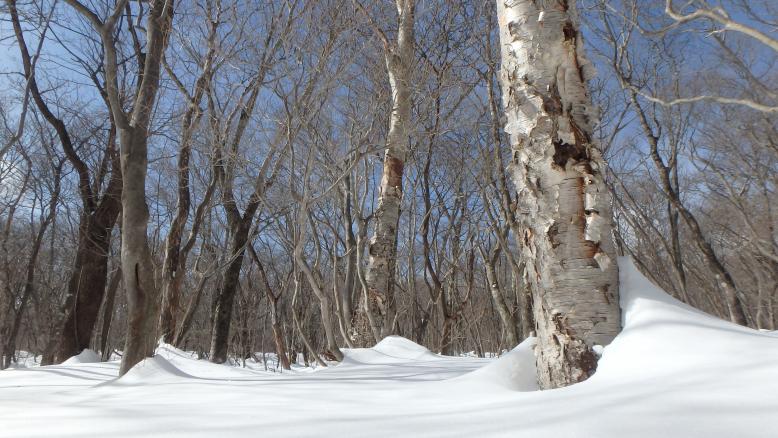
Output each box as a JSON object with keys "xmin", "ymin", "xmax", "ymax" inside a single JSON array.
[{"xmin": 1, "ymin": 257, "xmax": 776, "ymax": 437}]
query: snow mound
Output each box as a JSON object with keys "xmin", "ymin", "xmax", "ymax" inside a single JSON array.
[
  {"xmin": 342, "ymin": 336, "xmax": 440, "ymax": 365},
  {"xmin": 453, "ymin": 337, "xmax": 538, "ymax": 391},
  {"xmin": 61, "ymin": 349, "xmax": 101, "ymax": 365},
  {"xmin": 108, "ymin": 355, "xmax": 194, "ymax": 385},
  {"xmin": 154, "ymin": 343, "xmax": 260, "ymax": 378},
  {"xmin": 372, "ymin": 336, "xmax": 437, "ymax": 360},
  {"xmin": 590, "ymin": 257, "xmax": 778, "ymax": 385}
]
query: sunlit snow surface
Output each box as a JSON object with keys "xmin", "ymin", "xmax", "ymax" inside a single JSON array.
[{"xmin": 1, "ymin": 258, "xmax": 777, "ymax": 437}]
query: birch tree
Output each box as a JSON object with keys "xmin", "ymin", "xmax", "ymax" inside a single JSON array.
[
  {"xmin": 352, "ymin": 0, "xmax": 415, "ymax": 347},
  {"xmin": 495, "ymin": 0, "xmax": 621, "ymax": 388}
]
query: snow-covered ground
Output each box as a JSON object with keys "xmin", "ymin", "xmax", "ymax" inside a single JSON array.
[{"xmin": 1, "ymin": 258, "xmax": 777, "ymax": 437}]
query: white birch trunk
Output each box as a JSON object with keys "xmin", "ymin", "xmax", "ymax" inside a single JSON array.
[
  {"xmin": 353, "ymin": 0, "xmax": 415, "ymax": 346},
  {"xmin": 496, "ymin": 0, "xmax": 621, "ymax": 389}
]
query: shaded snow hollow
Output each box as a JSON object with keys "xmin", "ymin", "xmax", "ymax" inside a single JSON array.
[{"xmin": 1, "ymin": 258, "xmax": 776, "ymax": 437}]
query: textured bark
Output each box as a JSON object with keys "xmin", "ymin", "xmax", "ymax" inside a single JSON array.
[
  {"xmin": 496, "ymin": 0, "xmax": 621, "ymax": 389},
  {"xmin": 354, "ymin": 0, "xmax": 415, "ymax": 347},
  {"xmin": 483, "ymin": 55, "xmax": 535, "ymax": 340}
]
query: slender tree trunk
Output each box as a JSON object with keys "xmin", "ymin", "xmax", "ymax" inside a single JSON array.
[
  {"xmin": 158, "ymin": 18, "xmax": 218, "ymax": 342},
  {"xmin": 295, "ymin": 239, "xmax": 344, "ymax": 361},
  {"xmin": 248, "ymin": 242, "xmax": 291, "ymax": 370},
  {"xmin": 99, "ymin": 266, "xmax": 121, "ymax": 361},
  {"xmin": 514, "ymin": 267, "xmax": 533, "ymax": 339},
  {"xmin": 173, "ymin": 270, "xmax": 208, "ymax": 347},
  {"xmin": 354, "ymin": 0, "xmax": 415, "ymax": 346},
  {"xmin": 496, "ymin": 0, "xmax": 621, "ymax": 389},
  {"xmin": 480, "ymin": 245, "xmax": 519, "ymax": 348},
  {"xmin": 209, "ymin": 222, "xmax": 251, "ymax": 363},
  {"xmin": 2, "ymin": 162, "xmax": 61, "ymax": 368},
  {"xmin": 626, "ymin": 92, "xmax": 748, "ymax": 326},
  {"xmin": 340, "ymin": 175, "xmax": 356, "ymax": 333}
]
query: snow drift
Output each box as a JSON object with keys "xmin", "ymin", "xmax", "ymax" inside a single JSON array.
[
  {"xmin": 61, "ymin": 349, "xmax": 101, "ymax": 365},
  {"xmin": 1, "ymin": 258, "xmax": 776, "ymax": 437},
  {"xmin": 107, "ymin": 355, "xmax": 194, "ymax": 385},
  {"xmin": 340, "ymin": 335, "xmax": 440, "ymax": 365},
  {"xmin": 453, "ymin": 337, "xmax": 538, "ymax": 391}
]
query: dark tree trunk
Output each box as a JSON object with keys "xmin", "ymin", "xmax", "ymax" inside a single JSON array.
[
  {"xmin": 209, "ymin": 223, "xmax": 251, "ymax": 363},
  {"xmin": 54, "ymin": 208, "xmax": 118, "ymax": 362}
]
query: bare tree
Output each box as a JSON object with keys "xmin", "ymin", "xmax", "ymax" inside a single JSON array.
[
  {"xmin": 352, "ymin": 0, "xmax": 416, "ymax": 346},
  {"xmin": 63, "ymin": 0, "xmax": 176, "ymax": 374},
  {"xmin": 157, "ymin": 0, "xmax": 222, "ymax": 344}
]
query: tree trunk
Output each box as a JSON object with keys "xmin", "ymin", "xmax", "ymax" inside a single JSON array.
[
  {"xmin": 8, "ymin": 0, "xmax": 122, "ymax": 364},
  {"xmin": 496, "ymin": 0, "xmax": 621, "ymax": 389},
  {"xmin": 119, "ymin": 128, "xmax": 161, "ymax": 375},
  {"xmin": 2, "ymin": 162, "xmax": 61, "ymax": 368},
  {"xmin": 354, "ymin": 0, "xmax": 415, "ymax": 347},
  {"xmin": 99, "ymin": 266, "xmax": 121, "ymax": 361},
  {"xmin": 209, "ymin": 222, "xmax": 251, "ymax": 364},
  {"xmin": 173, "ymin": 270, "xmax": 208, "ymax": 347},
  {"xmin": 481, "ymin": 245, "xmax": 519, "ymax": 348},
  {"xmin": 626, "ymin": 90, "xmax": 748, "ymax": 326},
  {"xmin": 54, "ymin": 208, "xmax": 118, "ymax": 362},
  {"xmin": 158, "ymin": 20, "xmax": 218, "ymax": 342},
  {"xmin": 248, "ymin": 244, "xmax": 291, "ymax": 370}
]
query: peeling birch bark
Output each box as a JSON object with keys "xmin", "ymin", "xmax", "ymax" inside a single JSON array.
[
  {"xmin": 496, "ymin": 0, "xmax": 621, "ymax": 389},
  {"xmin": 353, "ymin": 0, "xmax": 415, "ymax": 347}
]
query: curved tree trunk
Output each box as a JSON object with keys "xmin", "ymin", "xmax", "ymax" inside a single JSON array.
[
  {"xmin": 496, "ymin": 0, "xmax": 621, "ymax": 389},
  {"xmin": 173, "ymin": 269, "xmax": 208, "ymax": 348}
]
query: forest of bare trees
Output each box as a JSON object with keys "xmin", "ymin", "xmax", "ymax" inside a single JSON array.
[{"xmin": 0, "ymin": 0, "xmax": 775, "ymax": 390}]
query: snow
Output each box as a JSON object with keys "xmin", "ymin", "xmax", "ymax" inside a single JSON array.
[
  {"xmin": 452, "ymin": 336, "xmax": 539, "ymax": 391},
  {"xmin": 61, "ymin": 349, "xmax": 101, "ymax": 365},
  {"xmin": 1, "ymin": 258, "xmax": 777, "ymax": 437},
  {"xmin": 4, "ymin": 351, "xmax": 40, "ymax": 368}
]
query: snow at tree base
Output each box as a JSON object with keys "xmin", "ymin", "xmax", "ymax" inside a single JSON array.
[{"xmin": 1, "ymin": 258, "xmax": 776, "ymax": 437}]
